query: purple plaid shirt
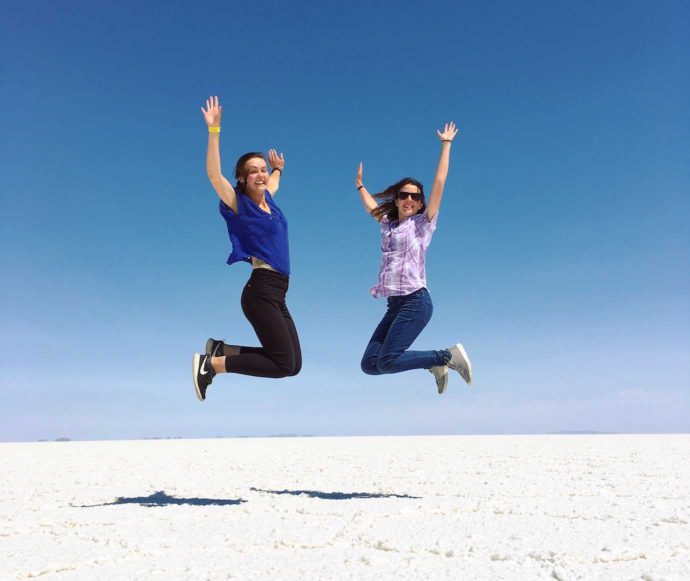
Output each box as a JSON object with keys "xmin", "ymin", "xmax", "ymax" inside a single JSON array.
[{"xmin": 370, "ymin": 212, "xmax": 438, "ymax": 298}]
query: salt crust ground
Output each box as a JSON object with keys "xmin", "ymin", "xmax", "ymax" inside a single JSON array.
[{"xmin": 1, "ymin": 435, "xmax": 689, "ymax": 580}]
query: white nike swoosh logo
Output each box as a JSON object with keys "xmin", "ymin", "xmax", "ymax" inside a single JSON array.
[{"xmin": 199, "ymin": 357, "xmax": 208, "ymax": 375}]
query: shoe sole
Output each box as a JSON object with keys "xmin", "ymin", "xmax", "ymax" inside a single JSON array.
[
  {"xmin": 459, "ymin": 343, "xmax": 473, "ymax": 385},
  {"xmin": 438, "ymin": 369, "xmax": 449, "ymax": 395},
  {"xmin": 192, "ymin": 353, "xmax": 205, "ymax": 401},
  {"xmin": 429, "ymin": 366, "xmax": 448, "ymax": 395},
  {"xmin": 454, "ymin": 343, "xmax": 473, "ymax": 385}
]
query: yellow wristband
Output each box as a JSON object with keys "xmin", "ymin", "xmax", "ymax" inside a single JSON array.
[{"xmin": 208, "ymin": 126, "xmax": 221, "ymax": 133}]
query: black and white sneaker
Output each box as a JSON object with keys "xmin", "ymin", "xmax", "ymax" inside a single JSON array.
[
  {"xmin": 447, "ymin": 343, "xmax": 473, "ymax": 385},
  {"xmin": 205, "ymin": 338, "xmax": 225, "ymax": 358},
  {"xmin": 193, "ymin": 353, "xmax": 216, "ymax": 401}
]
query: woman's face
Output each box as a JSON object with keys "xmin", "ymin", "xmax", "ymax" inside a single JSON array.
[
  {"xmin": 394, "ymin": 183, "xmax": 424, "ymax": 220},
  {"xmin": 241, "ymin": 157, "xmax": 269, "ymax": 194}
]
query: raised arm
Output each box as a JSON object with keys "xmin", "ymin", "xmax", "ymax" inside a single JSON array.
[
  {"xmin": 266, "ymin": 149, "xmax": 285, "ymax": 196},
  {"xmin": 201, "ymin": 96, "xmax": 237, "ymax": 212},
  {"xmin": 355, "ymin": 162, "xmax": 379, "ymax": 218},
  {"xmin": 425, "ymin": 121, "xmax": 459, "ymax": 221}
]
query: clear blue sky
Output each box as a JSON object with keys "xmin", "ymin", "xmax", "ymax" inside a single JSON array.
[{"xmin": 2, "ymin": 0, "xmax": 688, "ymax": 441}]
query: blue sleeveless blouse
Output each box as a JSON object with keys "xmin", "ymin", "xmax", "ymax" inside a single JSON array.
[{"xmin": 218, "ymin": 191, "xmax": 290, "ymax": 276}]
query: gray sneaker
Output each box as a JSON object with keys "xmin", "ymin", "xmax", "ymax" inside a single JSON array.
[
  {"xmin": 429, "ymin": 365, "xmax": 449, "ymax": 394},
  {"xmin": 205, "ymin": 338, "xmax": 225, "ymax": 358},
  {"xmin": 447, "ymin": 343, "xmax": 473, "ymax": 385}
]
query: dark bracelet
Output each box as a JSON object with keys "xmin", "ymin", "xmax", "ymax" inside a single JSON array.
[
  {"xmin": 273, "ymin": 168, "xmax": 282, "ymax": 174},
  {"xmin": 441, "ymin": 139, "xmax": 452, "ymax": 143},
  {"xmin": 357, "ymin": 184, "xmax": 364, "ymax": 191}
]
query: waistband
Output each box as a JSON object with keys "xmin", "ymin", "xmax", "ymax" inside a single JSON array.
[
  {"xmin": 386, "ymin": 287, "xmax": 429, "ymax": 302},
  {"xmin": 249, "ymin": 268, "xmax": 289, "ymax": 282}
]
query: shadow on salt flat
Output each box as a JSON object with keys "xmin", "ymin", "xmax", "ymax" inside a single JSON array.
[
  {"xmin": 250, "ymin": 487, "xmax": 420, "ymax": 500},
  {"xmin": 74, "ymin": 490, "xmax": 247, "ymax": 508}
]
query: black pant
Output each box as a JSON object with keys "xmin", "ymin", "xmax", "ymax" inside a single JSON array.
[{"xmin": 227, "ymin": 269, "xmax": 302, "ymax": 378}]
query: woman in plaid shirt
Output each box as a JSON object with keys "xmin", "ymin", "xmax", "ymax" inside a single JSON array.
[{"xmin": 355, "ymin": 122, "xmax": 473, "ymax": 395}]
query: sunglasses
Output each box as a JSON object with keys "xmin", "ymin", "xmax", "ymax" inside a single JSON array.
[{"xmin": 397, "ymin": 191, "xmax": 424, "ymax": 202}]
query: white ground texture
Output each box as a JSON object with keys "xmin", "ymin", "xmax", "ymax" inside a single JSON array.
[{"xmin": 1, "ymin": 435, "xmax": 689, "ymax": 580}]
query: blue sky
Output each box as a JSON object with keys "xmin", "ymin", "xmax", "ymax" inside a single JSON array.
[{"xmin": 1, "ymin": 0, "xmax": 688, "ymax": 441}]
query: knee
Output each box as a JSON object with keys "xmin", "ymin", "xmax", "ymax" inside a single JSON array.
[
  {"xmin": 276, "ymin": 356, "xmax": 301, "ymax": 378},
  {"xmin": 361, "ymin": 357, "xmax": 383, "ymax": 375},
  {"xmin": 376, "ymin": 355, "xmax": 396, "ymax": 374}
]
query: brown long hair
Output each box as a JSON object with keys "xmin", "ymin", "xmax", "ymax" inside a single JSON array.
[
  {"xmin": 234, "ymin": 152, "xmax": 266, "ymax": 192},
  {"xmin": 371, "ymin": 178, "xmax": 425, "ymax": 222}
]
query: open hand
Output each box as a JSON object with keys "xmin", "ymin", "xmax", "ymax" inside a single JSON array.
[
  {"xmin": 268, "ymin": 149, "xmax": 285, "ymax": 172},
  {"xmin": 355, "ymin": 162, "xmax": 364, "ymax": 187},
  {"xmin": 437, "ymin": 121, "xmax": 458, "ymax": 142},
  {"xmin": 201, "ymin": 96, "xmax": 222, "ymax": 127}
]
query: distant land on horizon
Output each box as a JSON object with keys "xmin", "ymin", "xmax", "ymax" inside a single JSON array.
[
  {"xmin": 6, "ymin": 430, "xmax": 690, "ymax": 444},
  {"xmin": 12, "ymin": 431, "xmax": 690, "ymax": 444}
]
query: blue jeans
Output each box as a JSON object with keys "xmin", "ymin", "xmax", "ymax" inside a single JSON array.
[{"xmin": 361, "ymin": 288, "xmax": 449, "ymax": 375}]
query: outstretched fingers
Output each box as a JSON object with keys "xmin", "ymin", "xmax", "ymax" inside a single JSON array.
[
  {"xmin": 201, "ymin": 96, "xmax": 222, "ymax": 126},
  {"xmin": 437, "ymin": 121, "xmax": 459, "ymax": 142},
  {"xmin": 203, "ymin": 95, "xmax": 216, "ymax": 112},
  {"xmin": 268, "ymin": 148, "xmax": 285, "ymax": 170}
]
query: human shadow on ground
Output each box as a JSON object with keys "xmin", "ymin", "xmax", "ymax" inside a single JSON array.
[
  {"xmin": 250, "ymin": 487, "xmax": 420, "ymax": 500},
  {"xmin": 74, "ymin": 490, "xmax": 247, "ymax": 508}
]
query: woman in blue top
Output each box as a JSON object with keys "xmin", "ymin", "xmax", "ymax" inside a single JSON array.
[{"xmin": 193, "ymin": 96, "xmax": 301, "ymax": 401}]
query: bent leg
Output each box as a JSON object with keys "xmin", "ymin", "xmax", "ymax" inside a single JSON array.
[
  {"xmin": 376, "ymin": 289, "xmax": 447, "ymax": 374},
  {"xmin": 224, "ymin": 275, "xmax": 297, "ymax": 378}
]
